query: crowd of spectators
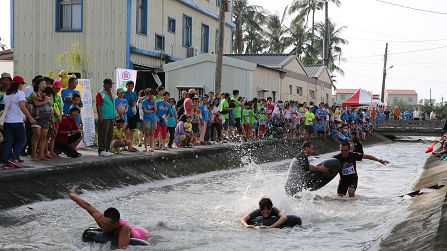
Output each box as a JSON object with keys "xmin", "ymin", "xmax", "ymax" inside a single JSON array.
[{"xmin": 0, "ymin": 72, "xmax": 444, "ymax": 170}]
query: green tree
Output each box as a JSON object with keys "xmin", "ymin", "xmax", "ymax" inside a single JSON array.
[
  {"xmin": 46, "ymin": 42, "xmax": 90, "ymax": 79},
  {"xmin": 289, "ymin": 0, "xmax": 340, "ymax": 49},
  {"xmin": 264, "ymin": 7, "xmax": 293, "ymax": 53},
  {"xmin": 314, "ymin": 19, "xmax": 348, "ymax": 76},
  {"xmin": 232, "ymin": 0, "xmax": 267, "ymax": 54}
]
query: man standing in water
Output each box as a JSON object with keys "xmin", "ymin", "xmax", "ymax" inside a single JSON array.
[
  {"xmin": 333, "ymin": 141, "xmax": 389, "ymax": 197},
  {"xmin": 285, "ymin": 141, "xmax": 328, "ymax": 196}
]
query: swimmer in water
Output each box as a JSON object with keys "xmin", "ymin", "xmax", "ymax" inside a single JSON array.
[
  {"xmin": 240, "ymin": 197, "xmax": 289, "ymax": 229},
  {"xmin": 333, "ymin": 141, "xmax": 389, "ymax": 198},
  {"xmin": 68, "ymin": 186, "xmax": 165, "ymax": 249}
]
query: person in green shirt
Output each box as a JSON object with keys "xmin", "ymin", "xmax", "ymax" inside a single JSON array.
[
  {"xmin": 231, "ymin": 90, "xmax": 242, "ymax": 135},
  {"xmin": 304, "ymin": 107, "xmax": 315, "ymax": 140},
  {"xmin": 242, "ymin": 102, "xmax": 256, "ymax": 140},
  {"xmin": 219, "ymin": 93, "xmax": 231, "ymax": 131}
]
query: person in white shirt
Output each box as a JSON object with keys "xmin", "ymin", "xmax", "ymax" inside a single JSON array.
[
  {"xmin": 430, "ymin": 110, "xmax": 437, "ymax": 120},
  {"xmin": 2, "ymin": 76, "xmax": 36, "ymax": 169},
  {"xmin": 413, "ymin": 108, "xmax": 420, "ymax": 120}
]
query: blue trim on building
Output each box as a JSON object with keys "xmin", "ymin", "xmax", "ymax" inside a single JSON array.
[
  {"xmin": 54, "ymin": 0, "xmax": 84, "ymax": 32},
  {"xmin": 176, "ymin": 0, "xmax": 236, "ymax": 29},
  {"xmin": 10, "ymin": 0, "xmax": 14, "ymax": 48},
  {"xmin": 126, "ymin": 0, "xmax": 132, "ymax": 68}
]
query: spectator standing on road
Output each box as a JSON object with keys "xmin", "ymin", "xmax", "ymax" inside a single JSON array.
[
  {"xmin": 96, "ymin": 79, "xmax": 116, "ymax": 157},
  {"xmin": 123, "ymin": 81, "xmax": 138, "ymax": 151},
  {"xmin": 61, "ymin": 78, "xmax": 80, "ymax": 115},
  {"xmin": 430, "ymin": 110, "xmax": 437, "ymax": 120},
  {"xmin": 393, "ymin": 106, "xmax": 400, "ymax": 120},
  {"xmin": 2, "ymin": 76, "xmax": 36, "ymax": 169},
  {"xmin": 413, "ymin": 108, "xmax": 420, "ymax": 120},
  {"xmin": 0, "ymin": 72, "xmax": 13, "ymax": 111}
]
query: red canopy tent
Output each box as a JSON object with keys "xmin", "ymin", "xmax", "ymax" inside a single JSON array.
[{"xmin": 342, "ymin": 89, "xmax": 372, "ymax": 107}]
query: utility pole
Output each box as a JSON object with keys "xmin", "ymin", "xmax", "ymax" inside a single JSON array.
[
  {"xmin": 324, "ymin": 0, "xmax": 329, "ymax": 66},
  {"xmin": 215, "ymin": 0, "xmax": 226, "ymax": 95},
  {"xmin": 430, "ymin": 88, "xmax": 432, "ymax": 105},
  {"xmin": 381, "ymin": 43, "xmax": 388, "ymax": 103}
]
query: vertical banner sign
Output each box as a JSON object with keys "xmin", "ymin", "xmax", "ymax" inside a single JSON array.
[
  {"xmin": 76, "ymin": 79, "xmax": 96, "ymax": 147},
  {"xmin": 115, "ymin": 68, "xmax": 137, "ymax": 91}
]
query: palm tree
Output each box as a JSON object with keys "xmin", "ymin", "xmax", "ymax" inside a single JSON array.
[
  {"xmin": 314, "ymin": 19, "xmax": 348, "ymax": 76},
  {"xmin": 289, "ymin": 0, "xmax": 341, "ymax": 48},
  {"xmin": 232, "ymin": 0, "xmax": 267, "ymax": 54},
  {"xmin": 264, "ymin": 7, "xmax": 293, "ymax": 53}
]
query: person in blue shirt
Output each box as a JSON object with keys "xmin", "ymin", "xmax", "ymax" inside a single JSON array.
[
  {"xmin": 315, "ymin": 102, "xmax": 328, "ymax": 138},
  {"xmin": 61, "ymin": 77, "xmax": 81, "ymax": 115},
  {"xmin": 69, "ymin": 93, "xmax": 82, "ymax": 126},
  {"xmin": 123, "ymin": 81, "xmax": 138, "ymax": 151},
  {"xmin": 198, "ymin": 96, "xmax": 210, "ymax": 144},
  {"xmin": 167, "ymin": 98, "xmax": 177, "ymax": 148},
  {"xmin": 154, "ymin": 92, "xmax": 172, "ymax": 150},
  {"xmin": 341, "ymin": 108, "xmax": 348, "ymax": 122},
  {"xmin": 142, "ymin": 89, "xmax": 157, "ymax": 152},
  {"xmin": 115, "ymin": 88, "xmax": 129, "ymax": 124},
  {"xmin": 315, "ymin": 118, "xmax": 325, "ymax": 141}
]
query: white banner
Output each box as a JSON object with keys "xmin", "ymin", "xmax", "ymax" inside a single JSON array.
[
  {"xmin": 76, "ymin": 79, "xmax": 96, "ymax": 147},
  {"xmin": 115, "ymin": 68, "xmax": 137, "ymax": 91}
]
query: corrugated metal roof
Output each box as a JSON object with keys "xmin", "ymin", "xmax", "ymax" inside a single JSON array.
[
  {"xmin": 0, "ymin": 60, "xmax": 13, "ymax": 76},
  {"xmin": 386, "ymin": 89, "xmax": 417, "ymax": 95},
  {"xmin": 224, "ymin": 54, "xmax": 297, "ymax": 69},
  {"xmin": 304, "ymin": 64, "xmax": 326, "ymax": 78}
]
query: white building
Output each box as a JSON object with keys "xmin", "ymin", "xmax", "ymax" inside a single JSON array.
[
  {"xmin": 226, "ymin": 55, "xmax": 334, "ymax": 103},
  {"xmin": 384, "ymin": 89, "xmax": 418, "ymax": 108},
  {"xmin": 163, "ymin": 53, "xmax": 283, "ymax": 99},
  {"xmin": 11, "ymin": 0, "xmax": 234, "ymax": 94}
]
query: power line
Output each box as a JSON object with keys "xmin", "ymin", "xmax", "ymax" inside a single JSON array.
[
  {"xmin": 376, "ymin": 0, "xmax": 447, "ymax": 15},
  {"xmin": 341, "ymin": 45, "xmax": 447, "ymax": 59},
  {"xmin": 344, "ymin": 36, "xmax": 447, "ymax": 43}
]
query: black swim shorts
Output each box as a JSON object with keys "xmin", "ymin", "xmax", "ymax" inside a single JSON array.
[{"xmin": 337, "ymin": 175, "xmax": 358, "ymax": 196}]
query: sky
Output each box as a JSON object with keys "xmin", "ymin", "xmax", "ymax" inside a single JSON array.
[
  {"xmin": 1, "ymin": 0, "xmax": 446, "ymax": 101},
  {"xmin": 248, "ymin": 0, "xmax": 447, "ymax": 102}
]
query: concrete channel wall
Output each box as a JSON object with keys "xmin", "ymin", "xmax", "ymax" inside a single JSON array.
[
  {"xmin": 0, "ymin": 135, "xmax": 390, "ymax": 209},
  {"xmin": 380, "ymin": 154, "xmax": 447, "ymax": 250}
]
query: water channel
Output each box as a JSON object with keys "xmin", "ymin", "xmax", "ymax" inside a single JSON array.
[{"xmin": 0, "ymin": 141, "xmax": 428, "ymax": 250}]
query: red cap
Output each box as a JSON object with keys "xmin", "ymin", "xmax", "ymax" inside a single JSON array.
[
  {"xmin": 13, "ymin": 76, "xmax": 25, "ymax": 84},
  {"xmin": 53, "ymin": 80, "xmax": 62, "ymax": 89}
]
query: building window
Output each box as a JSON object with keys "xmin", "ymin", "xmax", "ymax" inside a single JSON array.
[
  {"xmin": 215, "ymin": 29, "xmax": 219, "ymax": 53},
  {"xmin": 309, "ymin": 90, "xmax": 315, "ymax": 99},
  {"xmin": 408, "ymin": 97, "xmax": 413, "ymax": 103},
  {"xmin": 155, "ymin": 34, "xmax": 165, "ymax": 50},
  {"xmin": 216, "ymin": 0, "xmax": 221, "ymax": 6},
  {"xmin": 340, "ymin": 95, "xmax": 346, "ymax": 101},
  {"xmin": 326, "ymin": 94, "xmax": 329, "ymax": 103},
  {"xmin": 182, "ymin": 15, "xmax": 192, "ymax": 47},
  {"xmin": 297, "ymin": 87, "xmax": 303, "ymax": 96},
  {"xmin": 201, "ymin": 24, "xmax": 209, "ymax": 53},
  {"xmin": 289, "ymin": 85, "xmax": 293, "ymax": 95},
  {"xmin": 168, "ymin": 17, "xmax": 176, "ymax": 33},
  {"xmin": 56, "ymin": 0, "xmax": 82, "ymax": 31},
  {"xmin": 136, "ymin": 0, "xmax": 147, "ymax": 35},
  {"xmin": 393, "ymin": 97, "xmax": 398, "ymax": 103}
]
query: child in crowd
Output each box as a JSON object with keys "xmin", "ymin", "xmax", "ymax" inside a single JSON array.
[
  {"xmin": 70, "ymin": 93, "xmax": 82, "ymax": 127},
  {"xmin": 167, "ymin": 98, "xmax": 177, "ymax": 148},
  {"xmin": 242, "ymin": 102, "xmax": 255, "ymax": 140},
  {"xmin": 142, "ymin": 88, "xmax": 157, "ymax": 152},
  {"xmin": 111, "ymin": 119, "xmax": 132, "ymax": 154}
]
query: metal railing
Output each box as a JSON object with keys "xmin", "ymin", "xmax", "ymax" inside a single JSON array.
[{"xmin": 374, "ymin": 119, "xmax": 446, "ymax": 131}]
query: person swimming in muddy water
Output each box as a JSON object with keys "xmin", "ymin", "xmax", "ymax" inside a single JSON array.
[
  {"xmin": 68, "ymin": 186, "xmax": 165, "ymax": 249},
  {"xmin": 240, "ymin": 197, "xmax": 302, "ymax": 229}
]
